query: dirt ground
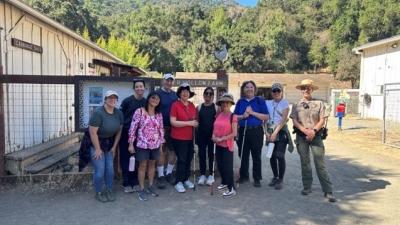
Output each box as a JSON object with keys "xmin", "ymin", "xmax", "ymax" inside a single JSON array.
[{"xmin": 1, "ymin": 117, "xmax": 400, "ymax": 225}]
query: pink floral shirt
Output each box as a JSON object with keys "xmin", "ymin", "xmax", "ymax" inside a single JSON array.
[{"xmin": 128, "ymin": 108, "xmax": 165, "ymax": 150}]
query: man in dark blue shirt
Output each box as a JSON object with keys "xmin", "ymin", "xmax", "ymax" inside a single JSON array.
[
  {"xmin": 234, "ymin": 81, "xmax": 269, "ymax": 187},
  {"xmin": 155, "ymin": 73, "xmax": 178, "ymax": 188}
]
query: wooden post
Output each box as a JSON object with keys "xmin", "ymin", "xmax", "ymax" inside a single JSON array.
[{"xmin": 0, "ymin": 27, "xmax": 5, "ymax": 175}]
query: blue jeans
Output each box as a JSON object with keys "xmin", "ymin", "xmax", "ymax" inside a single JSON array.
[{"xmin": 90, "ymin": 147, "xmax": 114, "ymax": 193}]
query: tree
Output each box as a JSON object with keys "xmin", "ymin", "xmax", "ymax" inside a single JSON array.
[{"xmin": 335, "ymin": 45, "xmax": 360, "ymax": 88}]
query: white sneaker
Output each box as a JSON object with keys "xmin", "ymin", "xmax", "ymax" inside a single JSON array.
[
  {"xmin": 217, "ymin": 184, "xmax": 227, "ymax": 190},
  {"xmin": 123, "ymin": 186, "xmax": 135, "ymax": 193},
  {"xmin": 206, "ymin": 175, "xmax": 215, "ymax": 186},
  {"xmin": 184, "ymin": 180, "xmax": 195, "ymax": 189},
  {"xmin": 175, "ymin": 182, "xmax": 186, "ymax": 193},
  {"xmin": 222, "ymin": 188, "xmax": 236, "ymax": 197},
  {"xmin": 198, "ymin": 175, "xmax": 206, "ymax": 185}
]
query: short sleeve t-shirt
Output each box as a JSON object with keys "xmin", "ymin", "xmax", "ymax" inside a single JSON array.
[
  {"xmin": 290, "ymin": 99, "xmax": 327, "ymax": 129},
  {"xmin": 120, "ymin": 95, "xmax": 146, "ymax": 130},
  {"xmin": 213, "ymin": 113, "xmax": 238, "ymax": 151},
  {"xmin": 234, "ymin": 96, "xmax": 269, "ymax": 127},
  {"xmin": 265, "ymin": 99, "xmax": 289, "ymax": 125},
  {"xmin": 170, "ymin": 100, "xmax": 197, "ymax": 140},
  {"xmin": 155, "ymin": 88, "xmax": 178, "ymax": 127},
  {"xmin": 89, "ymin": 106, "xmax": 124, "ymax": 138}
]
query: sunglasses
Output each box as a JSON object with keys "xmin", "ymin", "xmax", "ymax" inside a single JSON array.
[
  {"xmin": 204, "ymin": 92, "xmax": 214, "ymax": 96},
  {"xmin": 272, "ymin": 89, "xmax": 281, "ymax": 93}
]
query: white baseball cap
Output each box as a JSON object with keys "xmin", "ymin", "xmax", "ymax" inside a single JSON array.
[
  {"xmin": 105, "ymin": 90, "xmax": 119, "ymax": 98},
  {"xmin": 163, "ymin": 73, "xmax": 175, "ymax": 80}
]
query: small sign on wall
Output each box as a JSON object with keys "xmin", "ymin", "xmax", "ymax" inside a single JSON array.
[{"xmin": 11, "ymin": 38, "xmax": 43, "ymax": 54}]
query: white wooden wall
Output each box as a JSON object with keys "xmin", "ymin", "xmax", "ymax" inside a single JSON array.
[
  {"xmin": 359, "ymin": 44, "xmax": 400, "ymax": 119},
  {"xmin": 0, "ymin": 1, "xmax": 118, "ymax": 153}
]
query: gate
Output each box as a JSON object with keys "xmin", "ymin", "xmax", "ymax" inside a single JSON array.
[{"xmin": 383, "ymin": 83, "xmax": 400, "ymax": 148}]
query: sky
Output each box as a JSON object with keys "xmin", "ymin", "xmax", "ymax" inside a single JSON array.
[{"xmin": 236, "ymin": 0, "xmax": 258, "ymax": 7}]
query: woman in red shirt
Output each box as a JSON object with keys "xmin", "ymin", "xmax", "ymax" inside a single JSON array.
[
  {"xmin": 170, "ymin": 83, "xmax": 198, "ymax": 193},
  {"xmin": 212, "ymin": 93, "xmax": 238, "ymax": 197}
]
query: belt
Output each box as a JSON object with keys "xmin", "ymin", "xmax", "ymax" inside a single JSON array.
[{"xmin": 240, "ymin": 125, "xmax": 262, "ymax": 130}]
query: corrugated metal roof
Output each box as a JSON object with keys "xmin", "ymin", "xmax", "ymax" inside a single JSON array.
[{"xmin": 353, "ymin": 34, "xmax": 400, "ymax": 54}]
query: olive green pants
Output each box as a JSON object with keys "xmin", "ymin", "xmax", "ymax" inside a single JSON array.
[{"xmin": 296, "ymin": 134, "xmax": 333, "ymax": 193}]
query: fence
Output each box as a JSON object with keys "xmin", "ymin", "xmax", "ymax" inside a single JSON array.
[
  {"xmin": 383, "ymin": 83, "xmax": 400, "ymax": 148},
  {"xmin": 330, "ymin": 89, "xmax": 360, "ymax": 116}
]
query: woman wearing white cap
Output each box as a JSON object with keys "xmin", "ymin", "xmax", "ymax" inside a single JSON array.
[
  {"xmin": 170, "ymin": 83, "xmax": 198, "ymax": 193},
  {"xmin": 88, "ymin": 90, "xmax": 124, "ymax": 202},
  {"xmin": 265, "ymin": 83, "xmax": 290, "ymax": 190}
]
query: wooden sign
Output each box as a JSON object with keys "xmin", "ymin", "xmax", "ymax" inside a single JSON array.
[
  {"xmin": 174, "ymin": 79, "xmax": 227, "ymax": 87},
  {"xmin": 11, "ymin": 38, "xmax": 43, "ymax": 54}
]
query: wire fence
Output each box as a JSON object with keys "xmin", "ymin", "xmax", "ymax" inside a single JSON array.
[
  {"xmin": 330, "ymin": 89, "xmax": 360, "ymax": 116},
  {"xmin": 2, "ymin": 83, "xmax": 75, "ymax": 154},
  {"xmin": 383, "ymin": 83, "xmax": 400, "ymax": 148}
]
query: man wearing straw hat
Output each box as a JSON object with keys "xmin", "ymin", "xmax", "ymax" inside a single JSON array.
[{"xmin": 290, "ymin": 79, "xmax": 336, "ymax": 203}]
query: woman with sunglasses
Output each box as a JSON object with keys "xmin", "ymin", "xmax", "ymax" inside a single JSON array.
[
  {"xmin": 265, "ymin": 83, "xmax": 289, "ymax": 190},
  {"xmin": 197, "ymin": 87, "xmax": 219, "ymax": 186},
  {"xmin": 128, "ymin": 92, "xmax": 164, "ymax": 201},
  {"xmin": 290, "ymin": 79, "xmax": 336, "ymax": 202}
]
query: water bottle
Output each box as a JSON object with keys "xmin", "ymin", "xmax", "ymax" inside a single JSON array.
[
  {"xmin": 266, "ymin": 142, "xmax": 275, "ymax": 158},
  {"xmin": 129, "ymin": 156, "xmax": 135, "ymax": 172}
]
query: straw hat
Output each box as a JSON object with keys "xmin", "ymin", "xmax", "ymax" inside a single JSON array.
[
  {"xmin": 216, "ymin": 93, "xmax": 235, "ymax": 106},
  {"xmin": 295, "ymin": 79, "xmax": 319, "ymax": 90}
]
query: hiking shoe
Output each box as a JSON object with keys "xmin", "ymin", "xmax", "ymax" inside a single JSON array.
[
  {"xmin": 146, "ymin": 186, "xmax": 159, "ymax": 197},
  {"xmin": 157, "ymin": 176, "xmax": 167, "ymax": 189},
  {"xmin": 206, "ymin": 175, "xmax": 215, "ymax": 186},
  {"xmin": 198, "ymin": 175, "xmax": 207, "ymax": 185},
  {"xmin": 268, "ymin": 177, "xmax": 279, "ymax": 187},
  {"xmin": 324, "ymin": 192, "xmax": 337, "ymax": 203},
  {"xmin": 166, "ymin": 173, "xmax": 176, "ymax": 185},
  {"xmin": 301, "ymin": 188, "xmax": 312, "ymax": 195},
  {"xmin": 253, "ymin": 180, "xmax": 261, "ymax": 187},
  {"xmin": 237, "ymin": 177, "xmax": 249, "ymax": 184},
  {"xmin": 184, "ymin": 180, "xmax": 195, "ymax": 189},
  {"xmin": 274, "ymin": 179, "xmax": 283, "ymax": 190},
  {"xmin": 175, "ymin": 182, "xmax": 186, "ymax": 193},
  {"xmin": 222, "ymin": 188, "xmax": 237, "ymax": 197},
  {"xmin": 123, "ymin": 186, "xmax": 135, "ymax": 193},
  {"xmin": 105, "ymin": 189, "xmax": 116, "ymax": 202},
  {"xmin": 138, "ymin": 190, "xmax": 148, "ymax": 201},
  {"xmin": 217, "ymin": 184, "xmax": 228, "ymax": 190},
  {"xmin": 95, "ymin": 192, "xmax": 108, "ymax": 203}
]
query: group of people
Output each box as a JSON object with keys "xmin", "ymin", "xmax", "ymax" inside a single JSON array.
[{"xmin": 83, "ymin": 74, "xmax": 336, "ymax": 203}]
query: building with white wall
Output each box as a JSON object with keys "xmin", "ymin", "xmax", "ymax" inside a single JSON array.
[
  {"xmin": 353, "ymin": 35, "xmax": 400, "ymax": 119},
  {"xmin": 0, "ymin": 0, "xmax": 145, "ymax": 155}
]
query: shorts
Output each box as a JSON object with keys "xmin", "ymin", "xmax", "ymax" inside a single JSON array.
[
  {"xmin": 135, "ymin": 147, "xmax": 160, "ymax": 161},
  {"xmin": 163, "ymin": 126, "xmax": 174, "ymax": 151}
]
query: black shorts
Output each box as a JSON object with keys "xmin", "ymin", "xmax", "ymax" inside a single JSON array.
[
  {"xmin": 136, "ymin": 147, "xmax": 160, "ymax": 161},
  {"xmin": 163, "ymin": 126, "xmax": 174, "ymax": 151}
]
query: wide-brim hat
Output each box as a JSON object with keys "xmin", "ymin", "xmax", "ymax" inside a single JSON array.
[
  {"xmin": 216, "ymin": 93, "xmax": 235, "ymax": 106},
  {"xmin": 295, "ymin": 79, "xmax": 319, "ymax": 90},
  {"xmin": 177, "ymin": 83, "xmax": 195, "ymax": 98}
]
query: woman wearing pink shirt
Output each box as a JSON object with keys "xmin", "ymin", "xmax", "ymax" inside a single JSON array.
[
  {"xmin": 128, "ymin": 92, "xmax": 164, "ymax": 201},
  {"xmin": 212, "ymin": 93, "xmax": 238, "ymax": 197}
]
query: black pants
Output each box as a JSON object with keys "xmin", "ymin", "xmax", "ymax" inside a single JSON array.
[
  {"xmin": 119, "ymin": 129, "xmax": 138, "ymax": 187},
  {"xmin": 270, "ymin": 131, "xmax": 288, "ymax": 180},
  {"xmin": 172, "ymin": 138, "xmax": 194, "ymax": 183},
  {"xmin": 216, "ymin": 146, "xmax": 234, "ymax": 190},
  {"xmin": 197, "ymin": 132, "xmax": 214, "ymax": 176},
  {"xmin": 237, "ymin": 126, "xmax": 264, "ymax": 181}
]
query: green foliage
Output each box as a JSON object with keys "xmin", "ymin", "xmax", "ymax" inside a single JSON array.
[{"xmin": 26, "ymin": 0, "xmax": 400, "ymax": 84}]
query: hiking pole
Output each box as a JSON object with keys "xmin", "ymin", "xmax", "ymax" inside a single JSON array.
[
  {"xmin": 236, "ymin": 119, "xmax": 247, "ymax": 188},
  {"xmin": 210, "ymin": 143, "xmax": 216, "ymax": 195},
  {"xmin": 193, "ymin": 125, "xmax": 197, "ymax": 191}
]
